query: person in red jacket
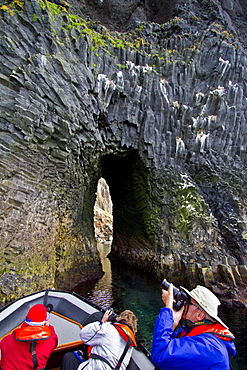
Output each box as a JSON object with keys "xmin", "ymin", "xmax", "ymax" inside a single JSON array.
[{"xmin": 0, "ymin": 303, "xmax": 58, "ymax": 370}]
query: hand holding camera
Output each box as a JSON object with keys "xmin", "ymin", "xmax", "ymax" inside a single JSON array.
[
  {"xmin": 101, "ymin": 308, "xmax": 117, "ymax": 323},
  {"xmin": 160, "ymin": 279, "xmax": 189, "ymax": 311},
  {"xmin": 101, "ymin": 309, "xmax": 113, "ymax": 323},
  {"xmin": 161, "ymin": 283, "xmax": 175, "ymax": 309}
]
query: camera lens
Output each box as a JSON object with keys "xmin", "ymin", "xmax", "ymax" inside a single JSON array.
[
  {"xmin": 160, "ymin": 278, "xmax": 189, "ymax": 311},
  {"xmin": 160, "ymin": 279, "xmax": 181, "ymax": 300},
  {"xmin": 160, "ymin": 279, "xmax": 170, "ymax": 290}
]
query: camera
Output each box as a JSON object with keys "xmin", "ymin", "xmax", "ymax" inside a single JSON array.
[
  {"xmin": 106, "ymin": 307, "xmax": 118, "ymax": 322},
  {"xmin": 160, "ymin": 279, "xmax": 189, "ymax": 311}
]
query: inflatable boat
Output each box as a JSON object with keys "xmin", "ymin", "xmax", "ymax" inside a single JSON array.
[{"xmin": 0, "ymin": 289, "xmax": 155, "ymax": 369}]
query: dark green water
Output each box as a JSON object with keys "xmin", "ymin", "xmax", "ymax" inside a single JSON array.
[{"xmin": 73, "ymin": 242, "xmax": 247, "ymax": 370}]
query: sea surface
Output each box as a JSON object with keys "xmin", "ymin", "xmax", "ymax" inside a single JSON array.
[{"xmin": 72, "ymin": 242, "xmax": 247, "ymax": 370}]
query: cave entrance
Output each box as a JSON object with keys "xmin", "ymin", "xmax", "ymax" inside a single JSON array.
[{"xmin": 99, "ymin": 151, "xmax": 153, "ymax": 267}]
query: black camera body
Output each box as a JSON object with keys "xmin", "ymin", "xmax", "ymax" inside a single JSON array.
[
  {"xmin": 107, "ymin": 308, "xmax": 118, "ymax": 322},
  {"xmin": 160, "ymin": 279, "xmax": 189, "ymax": 311}
]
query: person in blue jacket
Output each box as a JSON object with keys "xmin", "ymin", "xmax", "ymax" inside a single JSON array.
[{"xmin": 152, "ymin": 283, "xmax": 236, "ymax": 370}]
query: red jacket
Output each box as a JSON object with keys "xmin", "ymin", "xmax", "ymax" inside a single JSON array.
[{"xmin": 0, "ymin": 324, "xmax": 58, "ymax": 370}]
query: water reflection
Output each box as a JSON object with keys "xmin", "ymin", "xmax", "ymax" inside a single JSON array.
[
  {"xmin": 220, "ymin": 306, "xmax": 247, "ymax": 370},
  {"xmin": 73, "ymin": 242, "xmax": 161, "ymax": 348},
  {"xmin": 74, "ymin": 242, "xmax": 114, "ymax": 309},
  {"xmin": 72, "ymin": 242, "xmax": 247, "ymax": 369}
]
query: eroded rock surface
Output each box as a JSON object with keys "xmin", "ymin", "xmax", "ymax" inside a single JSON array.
[{"xmin": 0, "ymin": 0, "xmax": 247, "ymax": 304}]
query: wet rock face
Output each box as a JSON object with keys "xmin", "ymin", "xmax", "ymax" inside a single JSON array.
[{"xmin": 0, "ymin": 0, "xmax": 247, "ymax": 303}]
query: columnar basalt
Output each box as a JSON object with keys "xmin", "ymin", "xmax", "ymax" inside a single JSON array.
[{"xmin": 0, "ymin": 0, "xmax": 247, "ymax": 304}]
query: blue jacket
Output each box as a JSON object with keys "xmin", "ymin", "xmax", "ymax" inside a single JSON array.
[{"xmin": 152, "ymin": 308, "xmax": 236, "ymax": 370}]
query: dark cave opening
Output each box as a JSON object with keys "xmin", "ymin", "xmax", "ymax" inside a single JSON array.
[{"xmin": 99, "ymin": 151, "xmax": 154, "ymax": 264}]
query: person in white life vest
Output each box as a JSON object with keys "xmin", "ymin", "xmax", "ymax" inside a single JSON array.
[
  {"xmin": 152, "ymin": 284, "xmax": 236, "ymax": 370},
  {"xmin": 60, "ymin": 309, "xmax": 138, "ymax": 370}
]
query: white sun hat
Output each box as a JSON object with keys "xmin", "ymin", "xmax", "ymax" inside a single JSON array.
[{"xmin": 181, "ymin": 285, "xmax": 228, "ymax": 328}]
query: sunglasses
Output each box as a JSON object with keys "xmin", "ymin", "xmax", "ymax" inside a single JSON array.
[{"xmin": 189, "ymin": 299, "xmax": 202, "ymax": 310}]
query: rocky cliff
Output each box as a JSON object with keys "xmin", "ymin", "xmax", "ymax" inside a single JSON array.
[{"xmin": 1, "ymin": 0, "xmax": 247, "ymax": 304}]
